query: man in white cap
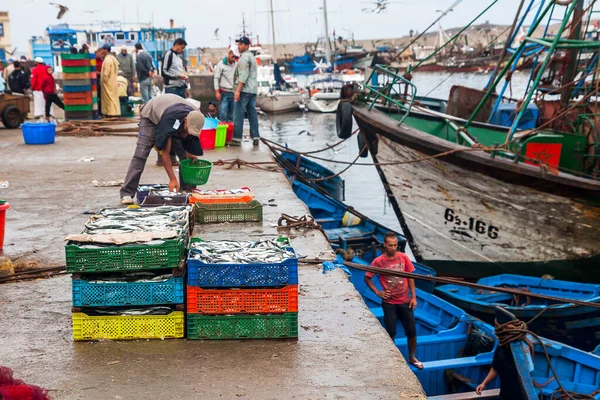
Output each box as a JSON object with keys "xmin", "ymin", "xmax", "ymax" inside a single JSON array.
[
  {"xmin": 31, "ymin": 57, "xmax": 51, "ymax": 119},
  {"xmin": 119, "ymin": 93, "xmax": 205, "ymax": 204},
  {"xmin": 116, "ymin": 45, "xmax": 135, "ymax": 96}
]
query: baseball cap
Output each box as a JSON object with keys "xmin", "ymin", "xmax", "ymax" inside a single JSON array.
[
  {"xmin": 34, "ymin": 57, "xmax": 44, "ymax": 63},
  {"xmin": 186, "ymin": 110, "xmax": 205, "ymax": 137},
  {"xmin": 208, "ymin": 101, "xmax": 216, "ymax": 107},
  {"xmin": 236, "ymin": 36, "xmax": 251, "ymax": 45},
  {"xmin": 7, "ymin": 58, "xmax": 14, "ymax": 63},
  {"xmin": 101, "ymin": 43, "xmax": 112, "ymax": 51},
  {"xmin": 230, "ymin": 47, "xmax": 240, "ymax": 58}
]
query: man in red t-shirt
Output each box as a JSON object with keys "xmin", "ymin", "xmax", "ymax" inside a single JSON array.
[{"xmin": 364, "ymin": 232, "xmax": 423, "ymax": 369}]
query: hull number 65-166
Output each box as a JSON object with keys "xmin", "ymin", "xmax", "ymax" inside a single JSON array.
[{"xmin": 443, "ymin": 208, "xmax": 499, "ymax": 239}]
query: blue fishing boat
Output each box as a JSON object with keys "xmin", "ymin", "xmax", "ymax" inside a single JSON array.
[
  {"xmin": 276, "ymin": 149, "xmax": 345, "ymax": 202},
  {"xmin": 286, "ymin": 53, "xmax": 317, "ymax": 75},
  {"xmin": 436, "ymin": 274, "xmax": 600, "ymax": 351},
  {"xmin": 492, "ymin": 308, "xmax": 600, "ymax": 400}
]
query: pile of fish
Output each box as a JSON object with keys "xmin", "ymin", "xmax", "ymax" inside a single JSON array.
[
  {"xmin": 137, "ymin": 184, "xmax": 169, "ymax": 193},
  {"xmin": 189, "ymin": 239, "xmax": 294, "ymax": 264},
  {"xmin": 192, "ymin": 188, "xmax": 252, "ymax": 196},
  {"xmin": 147, "ymin": 189, "xmax": 189, "ymax": 198},
  {"xmin": 85, "ymin": 306, "xmax": 174, "ymax": 316},
  {"xmin": 84, "ymin": 272, "xmax": 173, "ymax": 283},
  {"xmin": 84, "ymin": 207, "xmax": 190, "ymax": 235}
]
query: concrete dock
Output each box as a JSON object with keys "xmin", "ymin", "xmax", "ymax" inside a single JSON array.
[{"xmin": 0, "ymin": 127, "xmax": 425, "ymax": 399}]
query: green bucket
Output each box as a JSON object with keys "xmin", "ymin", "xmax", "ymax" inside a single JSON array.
[{"xmin": 180, "ymin": 159, "xmax": 213, "ymax": 185}]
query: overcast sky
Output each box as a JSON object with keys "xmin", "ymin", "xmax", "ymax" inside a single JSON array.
[{"xmin": 4, "ymin": 0, "xmax": 525, "ymax": 51}]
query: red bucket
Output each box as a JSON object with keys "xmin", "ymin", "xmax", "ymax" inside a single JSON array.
[
  {"xmin": 200, "ymin": 129, "xmax": 216, "ymax": 150},
  {"xmin": 225, "ymin": 122, "xmax": 234, "ymax": 142},
  {"xmin": 0, "ymin": 202, "xmax": 9, "ymax": 252}
]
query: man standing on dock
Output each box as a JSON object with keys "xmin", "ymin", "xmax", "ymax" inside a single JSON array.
[
  {"xmin": 162, "ymin": 38, "xmax": 188, "ymax": 98},
  {"xmin": 135, "ymin": 43, "xmax": 155, "ymax": 104},
  {"xmin": 99, "ymin": 44, "xmax": 120, "ymax": 118},
  {"xmin": 214, "ymin": 47, "xmax": 237, "ymax": 122},
  {"xmin": 231, "ymin": 36, "xmax": 260, "ymax": 147},
  {"xmin": 364, "ymin": 232, "xmax": 423, "ymax": 370},
  {"xmin": 116, "ymin": 45, "xmax": 135, "ymax": 96}
]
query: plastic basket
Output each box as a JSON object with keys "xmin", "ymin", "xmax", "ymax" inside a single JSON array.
[
  {"xmin": 187, "ymin": 285, "xmax": 298, "ymax": 314},
  {"xmin": 200, "ymin": 129, "xmax": 216, "ymax": 150},
  {"xmin": 194, "ymin": 200, "xmax": 263, "ymax": 224},
  {"xmin": 180, "ymin": 159, "xmax": 212, "ymax": 185},
  {"xmin": 63, "ymin": 79, "xmax": 92, "ymax": 87},
  {"xmin": 215, "ymin": 124, "xmax": 227, "ymax": 148},
  {"xmin": 65, "ymin": 104, "xmax": 93, "ymax": 112},
  {"xmin": 64, "ymin": 85, "xmax": 92, "ymax": 93},
  {"xmin": 141, "ymin": 193, "xmax": 189, "ymax": 207},
  {"xmin": 65, "ymin": 239, "xmax": 184, "ymax": 273},
  {"xmin": 72, "ymin": 311, "xmax": 184, "ymax": 341},
  {"xmin": 21, "ymin": 123, "xmax": 56, "ymax": 145},
  {"xmin": 187, "ymin": 240, "xmax": 298, "ymax": 288},
  {"xmin": 61, "ymin": 59, "xmax": 91, "ymax": 67},
  {"xmin": 187, "ymin": 313, "xmax": 298, "ymax": 340},
  {"xmin": 62, "ymin": 66, "xmax": 91, "ymax": 73},
  {"xmin": 72, "ymin": 276, "xmax": 185, "ymax": 307},
  {"xmin": 61, "ymin": 53, "xmax": 91, "ymax": 60},
  {"xmin": 189, "ymin": 187, "xmax": 255, "ymax": 204}
]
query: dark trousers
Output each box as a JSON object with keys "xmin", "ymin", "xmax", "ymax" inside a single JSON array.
[
  {"xmin": 381, "ymin": 302, "xmax": 417, "ymax": 339},
  {"xmin": 44, "ymin": 93, "xmax": 64, "ymax": 117},
  {"xmin": 120, "ymin": 117, "xmax": 191, "ymax": 198},
  {"xmin": 165, "ymin": 86, "xmax": 186, "ymax": 98}
]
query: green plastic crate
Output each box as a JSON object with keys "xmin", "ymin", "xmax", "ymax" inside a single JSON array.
[
  {"xmin": 187, "ymin": 313, "xmax": 298, "ymax": 339},
  {"xmin": 62, "ymin": 66, "xmax": 91, "ymax": 74},
  {"xmin": 195, "ymin": 200, "xmax": 263, "ymax": 224},
  {"xmin": 61, "ymin": 53, "xmax": 91, "ymax": 60},
  {"xmin": 65, "ymin": 104, "xmax": 93, "ymax": 112},
  {"xmin": 65, "ymin": 239, "xmax": 184, "ymax": 273}
]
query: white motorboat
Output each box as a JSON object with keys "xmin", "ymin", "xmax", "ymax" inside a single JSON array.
[{"xmin": 304, "ymin": 73, "xmax": 345, "ymax": 113}]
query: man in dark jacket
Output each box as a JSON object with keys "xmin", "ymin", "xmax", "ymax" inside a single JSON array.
[
  {"xmin": 135, "ymin": 43, "xmax": 155, "ymax": 104},
  {"xmin": 8, "ymin": 61, "xmax": 30, "ymax": 94},
  {"xmin": 119, "ymin": 94, "xmax": 205, "ymax": 204}
]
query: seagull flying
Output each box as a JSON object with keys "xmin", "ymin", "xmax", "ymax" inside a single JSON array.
[
  {"xmin": 49, "ymin": 2, "xmax": 69, "ymax": 19},
  {"xmin": 85, "ymin": 9, "xmax": 100, "ymax": 14},
  {"xmin": 213, "ymin": 28, "xmax": 220, "ymax": 40}
]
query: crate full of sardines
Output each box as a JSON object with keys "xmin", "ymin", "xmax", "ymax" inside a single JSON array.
[
  {"xmin": 187, "ymin": 238, "xmax": 297, "ymax": 287},
  {"xmin": 65, "ymin": 206, "xmax": 191, "ymax": 273}
]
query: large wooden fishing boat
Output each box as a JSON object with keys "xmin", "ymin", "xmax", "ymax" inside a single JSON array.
[{"xmin": 341, "ymin": 0, "xmax": 600, "ymax": 282}]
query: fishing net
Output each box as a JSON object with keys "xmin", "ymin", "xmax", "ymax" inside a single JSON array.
[{"xmin": 0, "ymin": 366, "xmax": 50, "ymax": 400}]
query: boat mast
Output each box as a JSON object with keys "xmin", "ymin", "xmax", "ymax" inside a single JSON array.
[
  {"xmin": 269, "ymin": 0, "xmax": 278, "ymax": 60},
  {"xmin": 322, "ymin": 0, "xmax": 332, "ymax": 66},
  {"xmin": 560, "ymin": 0, "xmax": 584, "ymax": 108}
]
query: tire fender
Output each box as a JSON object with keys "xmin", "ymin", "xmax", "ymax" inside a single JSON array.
[{"xmin": 336, "ymin": 101, "xmax": 353, "ymax": 139}]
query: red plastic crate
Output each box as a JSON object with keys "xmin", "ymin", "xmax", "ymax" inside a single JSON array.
[
  {"xmin": 187, "ymin": 285, "xmax": 298, "ymax": 314},
  {"xmin": 62, "ymin": 59, "xmax": 90, "ymax": 67}
]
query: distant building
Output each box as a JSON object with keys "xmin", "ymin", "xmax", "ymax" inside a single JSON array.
[
  {"xmin": 30, "ymin": 20, "xmax": 188, "ymax": 69},
  {"xmin": 0, "ymin": 12, "xmax": 11, "ymax": 62}
]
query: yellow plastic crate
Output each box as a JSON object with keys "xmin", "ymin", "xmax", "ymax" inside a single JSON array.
[{"xmin": 72, "ymin": 311, "xmax": 184, "ymax": 341}]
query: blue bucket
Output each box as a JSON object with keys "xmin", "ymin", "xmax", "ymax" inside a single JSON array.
[{"xmin": 22, "ymin": 123, "xmax": 56, "ymax": 145}]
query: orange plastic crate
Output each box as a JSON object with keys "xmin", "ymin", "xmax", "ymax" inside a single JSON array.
[
  {"xmin": 63, "ymin": 72, "xmax": 91, "ymax": 80},
  {"xmin": 187, "ymin": 285, "xmax": 298, "ymax": 314},
  {"xmin": 189, "ymin": 187, "xmax": 255, "ymax": 204}
]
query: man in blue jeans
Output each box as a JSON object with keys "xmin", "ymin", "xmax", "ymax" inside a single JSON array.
[
  {"xmin": 231, "ymin": 36, "xmax": 260, "ymax": 147},
  {"xmin": 214, "ymin": 48, "xmax": 237, "ymax": 122},
  {"xmin": 162, "ymin": 38, "xmax": 188, "ymax": 98},
  {"xmin": 135, "ymin": 43, "xmax": 155, "ymax": 104}
]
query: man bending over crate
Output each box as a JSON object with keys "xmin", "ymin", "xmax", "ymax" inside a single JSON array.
[{"xmin": 120, "ymin": 94, "xmax": 205, "ymax": 205}]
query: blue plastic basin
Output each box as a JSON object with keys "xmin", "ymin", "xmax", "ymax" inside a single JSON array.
[{"xmin": 22, "ymin": 123, "xmax": 56, "ymax": 145}]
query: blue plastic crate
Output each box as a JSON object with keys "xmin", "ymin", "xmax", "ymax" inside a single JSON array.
[
  {"xmin": 63, "ymin": 85, "xmax": 92, "ymax": 93},
  {"xmin": 187, "ymin": 249, "xmax": 298, "ymax": 288},
  {"xmin": 72, "ymin": 276, "xmax": 184, "ymax": 307}
]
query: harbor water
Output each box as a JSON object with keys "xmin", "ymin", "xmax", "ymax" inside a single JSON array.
[{"xmin": 261, "ymin": 71, "xmax": 533, "ymax": 236}]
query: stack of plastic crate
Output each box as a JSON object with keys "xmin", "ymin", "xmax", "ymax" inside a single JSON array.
[
  {"xmin": 186, "ymin": 237, "xmax": 299, "ymax": 340},
  {"xmin": 66, "ymin": 207, "xmax": 190, "ymax": 341},
  {"xmin": 61, "ymin": 53, "xmax": 97, "ymax": 121},
  {"xmin": 188, "ymin": 187, "xmax": 263, "ymax": 224}
]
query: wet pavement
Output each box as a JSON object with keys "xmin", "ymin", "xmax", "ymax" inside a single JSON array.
[{"xmin": 0, "ymin": 127, "xmax": 425, "ymax": 399}]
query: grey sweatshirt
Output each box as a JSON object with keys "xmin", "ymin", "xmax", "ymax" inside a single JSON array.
[
  {"xmin": 213, "ymin": 58, "xmax": 236, "ymax": 92},
  {"xmin": 162, "ymin": 50, "xmax": 186, "ymax": 88}
]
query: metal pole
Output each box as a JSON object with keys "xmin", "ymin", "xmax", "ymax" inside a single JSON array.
[
  {"xmin": 269, "ymin": 0, "xmax": 278, "ymax": 60},
  {"xmin": 323, "ymin": 0, "xmax": 332, "ymax": 65},
  {"xmin": 560, "ymin": 0, "xmax": 584, "ymax": 108}
]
